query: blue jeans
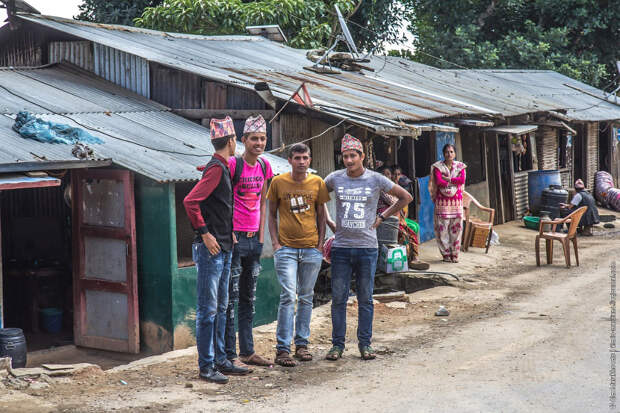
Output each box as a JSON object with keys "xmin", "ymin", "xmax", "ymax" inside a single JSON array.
[
  {"xmin": 274, "ymin": 246, "xmax": 323, "ymax": 353},
  {"xmin": 225, "ymin": 233, "xmax": 263, "ymax": 359},
  {"xmin": 330, "ymin": 247, "xmax": 379, "ymax": 350},
  {"xmin": 193, "ymin": 242, "xmax": 232, "ymax": 370}
]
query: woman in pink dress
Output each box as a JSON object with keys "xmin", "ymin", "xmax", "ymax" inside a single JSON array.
[{"xmin": 430, "ymin": 144, "xmax": 466, "ymax": 263}]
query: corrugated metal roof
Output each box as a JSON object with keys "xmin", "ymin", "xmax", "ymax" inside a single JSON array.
[
  {"xmin": 0, "ymin": 64, "xmax": 292, "ymax": 181},
  {"xmin": 13, "ymin": 14, "xmax": 493, "ymax": 128},
  {"xmin": 453, "ymin": 69, "xmax": 620, "ymax": 121},
  {"xmin": 371, "ymin": 57, "xmax": 620, "ymax": 121},
  {"xmin": 11, "ymin": 14, "xmax": 620, "ymax": 124}
]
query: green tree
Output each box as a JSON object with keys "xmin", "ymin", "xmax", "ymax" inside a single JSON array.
[
  {"xmin": 77, "ymin": 0, "xmax": 164, "ymax": 26},
  {"xmin": 134, "ymin": 0, "xmax": 403, "ymax": 51},
  {"xmin": 402, "ymin": 0, "xmax": 619, "ymax": 88}
]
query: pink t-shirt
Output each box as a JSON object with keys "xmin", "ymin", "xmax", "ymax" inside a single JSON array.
[{"xmin": 229, "ymin": 156, "xmax": 274, "ymax": 232}]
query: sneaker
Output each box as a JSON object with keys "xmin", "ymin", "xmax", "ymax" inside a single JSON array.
[
  {"xmin": 199, "ymin": 367, "xmax": 229, "ymax": 384},
  {"xmin": 216, "ymin": 359, "xmax": 250, "ymax": 376}
]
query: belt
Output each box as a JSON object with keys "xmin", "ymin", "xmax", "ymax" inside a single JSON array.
[{"xmin": 236, "ymin": 231, "xmax": 256, "ymax": 238}]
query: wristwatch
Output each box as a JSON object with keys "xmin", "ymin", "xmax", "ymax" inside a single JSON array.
[{"xmin": 377, "ymin": 213, "xmax": 386, "ymax": 222}]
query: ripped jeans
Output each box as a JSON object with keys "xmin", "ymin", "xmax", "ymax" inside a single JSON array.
[{"xmin": 224, "ymin": 232, "xmax": 263, "ymax": 359}]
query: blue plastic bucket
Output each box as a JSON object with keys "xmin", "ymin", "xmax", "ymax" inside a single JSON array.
[
  {"xmin": 528, "ymin": 170, "xmax": 562, "ymax": 215},
  {"xmin": 39, "ymin": 308, "xmax": 63, "ymax": 334}
]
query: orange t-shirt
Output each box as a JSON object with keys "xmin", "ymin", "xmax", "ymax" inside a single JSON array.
[{"xmin": 266, "ymin": 172, "xmax": 330, "ymax": 248}]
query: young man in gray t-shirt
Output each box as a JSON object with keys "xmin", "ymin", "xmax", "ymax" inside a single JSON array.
[{"xmin": 324, "ymin": 134, "xmax": 412, "ymax": 361}]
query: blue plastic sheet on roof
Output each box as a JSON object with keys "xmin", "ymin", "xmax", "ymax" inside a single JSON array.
[{"xmin": 12, "ymin": 111, "xmax": 104, "ymax": 145}]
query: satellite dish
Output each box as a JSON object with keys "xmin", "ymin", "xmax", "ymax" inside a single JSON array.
[
  {"xmin": 335, "ymin": 5, "xmax": 359, "ymax": 56},
  {"xmin": 310, "ymin": 4, "xmax": 367, "ymax": 71}
]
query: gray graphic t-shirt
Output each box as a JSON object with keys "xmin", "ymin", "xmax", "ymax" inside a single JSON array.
[{"xmin": 324, "ymin": 169, "xmax": 395, "ymax": 248}]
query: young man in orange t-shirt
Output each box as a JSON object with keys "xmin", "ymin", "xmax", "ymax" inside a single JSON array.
[{"xmin": 266, "ymin": 143, "xmax": 329, "ymax": 367}]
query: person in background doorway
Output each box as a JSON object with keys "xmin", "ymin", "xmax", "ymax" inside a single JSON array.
[
  {"xmin": 393, "ymin": 166, "xmax": 413, "ymax": 217},
  {"xmin": 183, "ymin": 116, "xmax": 241, "ymax": 383},
  {"xmin": 267, "ymin": 143, "xmax": 330, "ymax": 367},
  {"xmin": 224, "ymin": 115, "xmax": 274, "ymax": 370},
  {"xmin": 381, "ymin": 166, "xmax": 393, "ymax": 181},
  {"xmin": 429, "ymin": 144, "xmax": 467, "ymax": 263},
  {"xmin": 560, "ymin": 179, "xmax": 600, "ymax": 236},
  {"xmin": 324, "ymin": 134, "xmax": 412, "ymax": 361}
]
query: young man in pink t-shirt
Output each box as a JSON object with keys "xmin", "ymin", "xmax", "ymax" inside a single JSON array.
[{"xmin": 225, "ymin": 115, "xmax": 274, "ymax": 369}]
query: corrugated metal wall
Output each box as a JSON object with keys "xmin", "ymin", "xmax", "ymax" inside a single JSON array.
[
  {"xmin": 150, "ymin": 64, "xmax": 200, "ymax": 108},
  {"xmin": 513, "ymin": 171, "xmax": 528, "ymax": 218},
  {"xmin": 536, "ymin": 126, "xmax": 558, "ymax": 170},
  {"xmin": 49, "ymin": 41, "xmax": 94, "ymax": 71},
  {"xmin": 310, "ymin": 119, "xmax": 338, "ymax": 178},
  {"xmin": 280, "ymin": 113, "xmax": 309, "ymax": 146},
  {"xmin": 586, "ymin": 122, "xmax": 599, "ymax": 189},
  {"xmin": 0, "ymin": 30, "xmax": 42, "ymax": 67},
  {"xmin": 93, "ymin": 43, "xmax": 150, "ymax": 98}
]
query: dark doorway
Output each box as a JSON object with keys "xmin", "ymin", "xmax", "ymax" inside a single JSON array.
[
  {"xmin": 1, "ymin": 179, "xmax": 74, "ymax": 351},
  {"xmin": 599, "ymin": 123, "xmax": 611, "ymax": 173},
  {"xmin": 574, "ymin": 125, "xmax": 586, "ymax": 182},
  {"xmin": 498, "ymin": 135, "xmax": 515, "ymax": 222}
]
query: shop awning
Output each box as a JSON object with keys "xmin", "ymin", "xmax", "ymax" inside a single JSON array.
[
  {"xmin": 0, "ymin": 174, "xmax": 61, "ymax": 190},
  {"xmin": 485, "ymin": 125, "xmax": 538, "ymax": 135},
  {"xmin": 450, "ymin": 119, "xmax": 494, "ymax": 127},
  {"xmin": 415, "ymin": 123, "xmax": 460, "ymax": 133}
]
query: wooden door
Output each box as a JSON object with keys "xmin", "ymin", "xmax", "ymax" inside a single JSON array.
[{"xmin": 72, "ymin": 169, "xmax": 139, "ymax": 353}]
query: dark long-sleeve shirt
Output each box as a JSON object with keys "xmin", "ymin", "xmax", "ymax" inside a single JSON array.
[{"xmin": 183, "ymin": 154, "xmax": 226, "ymax": 234}]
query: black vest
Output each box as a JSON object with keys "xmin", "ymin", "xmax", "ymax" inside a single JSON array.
[
  {"xmin": 197, "ymin": 157, "xmax": 233, "ymax": 251},
  {"xmin": 576, "ymin": 190, "xmax": 600, "ymax": 227}
]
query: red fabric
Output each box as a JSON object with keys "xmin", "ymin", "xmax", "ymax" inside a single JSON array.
[
  {"xmin": 450, "ymin": 169, "xmax": 466, "ymax": 185},
  {"xmin": 183, "ymin": 154, "xmax": 226, "ymax": 231},
  {"xmin": 434, "ymin": 168, "xmax": 450, "ymax": 187}
]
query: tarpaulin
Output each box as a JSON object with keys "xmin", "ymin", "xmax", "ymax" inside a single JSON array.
[{"xmin": 13, "ymin": 111, "xmax": 103, "ymax": 145}]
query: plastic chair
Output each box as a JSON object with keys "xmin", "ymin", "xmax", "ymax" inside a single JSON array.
[
  {"xmin": 535, "ymin": 206, "xmax": 587, "ymax": 268},
  {"xmin": 462, "ymin": 191, "xmax": 495, "ymax": 253}
]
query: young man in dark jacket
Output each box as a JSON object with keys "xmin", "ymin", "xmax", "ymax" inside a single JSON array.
[{"xmin": 183, "ymin": 116, "xmax": 249, "ymax": 383}]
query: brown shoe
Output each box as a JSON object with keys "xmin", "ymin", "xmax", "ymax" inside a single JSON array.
[
  {"xmin": 240, "ymin": 353, "xmax": 273, "ymax": 367},
  {"xmin": 231, "ymin": 358, "xmax": 254, "ymax": 373}
]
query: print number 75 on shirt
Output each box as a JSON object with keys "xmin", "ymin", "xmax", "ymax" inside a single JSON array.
[
  {"xmin": 342, "ymin": 201, "xmax": 366, "ymax": 228},
  {"xmin": 343, "ymin": 201, "xmax": 365, "ymax": 219}
]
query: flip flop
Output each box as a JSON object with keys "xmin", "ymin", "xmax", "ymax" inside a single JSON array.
[
  {"xmin": 325, "ymin": 346, "xmax": 344, "ymax": 361},
  {"xmin": 359, "ymin": 345, "xmax": 376, "ymax": 360},
  {"xmin": 275, "ymin": 351, "xmax": 297, "ymax": 367},
  {"xmin": 294, "ymin": 346, "xmax": 313, "ymax": 362}
]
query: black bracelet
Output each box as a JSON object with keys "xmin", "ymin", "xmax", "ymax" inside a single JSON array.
[{"xmin": 378, "ymin": 213, "xmax": 386, "ymax": 221}]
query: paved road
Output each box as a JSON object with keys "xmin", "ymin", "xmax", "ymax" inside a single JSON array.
[{"xmin": 244, "ymin": 252, "xmax": 617, "ymax": 413}]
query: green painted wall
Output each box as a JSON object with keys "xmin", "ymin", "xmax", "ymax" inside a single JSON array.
[
  {"xmin": 135, "ymin": 176, "xmax": 176, "ymax": 353},
  {"xmin": 134, "ymin": 179, "xmax": 281, "ymax": 352},
  {"xmin": 170, "ymin": 258, "xmax": 280, "ymax": 348}
]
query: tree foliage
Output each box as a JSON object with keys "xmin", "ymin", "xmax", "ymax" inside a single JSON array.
[
  {"xmin": 403, "ymin": 0, "xmax": 620, "ymax": 88},
  {"xmin": 77, "ymin": 0, "xmax": 164, "ymax": 26},
  {"xmin": 134, "ymin": 0, "xmax": 402, "ymax": 51}
]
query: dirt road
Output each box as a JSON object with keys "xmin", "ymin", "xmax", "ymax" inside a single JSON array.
[
  {"xmin": 240, "ymin": 248, "xmax": 617, "ymax": 413},
  {"xmin": 2, "ymin": 220, "xmax": 619, "ymax": 413}
]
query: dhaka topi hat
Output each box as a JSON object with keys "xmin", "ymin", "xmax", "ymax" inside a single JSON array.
[
  {"xmin": 575, "ymin": 179, "xmax": 585, "ymax": 189},
  {"xmin": 243, "ymin": 114, "xmax": 267, "ymax": 135},
  {"xmin": 210, "ymin": 116, "xmax": 235, "ymax": 140},
  {"xmin": 341, "ymin": 133, "xmax": 363, "ymax": 153}
]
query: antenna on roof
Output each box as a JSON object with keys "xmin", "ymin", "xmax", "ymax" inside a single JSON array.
[{"xmin": 312, "ymin": 4, "xmax": 368, "ymax": 71}]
